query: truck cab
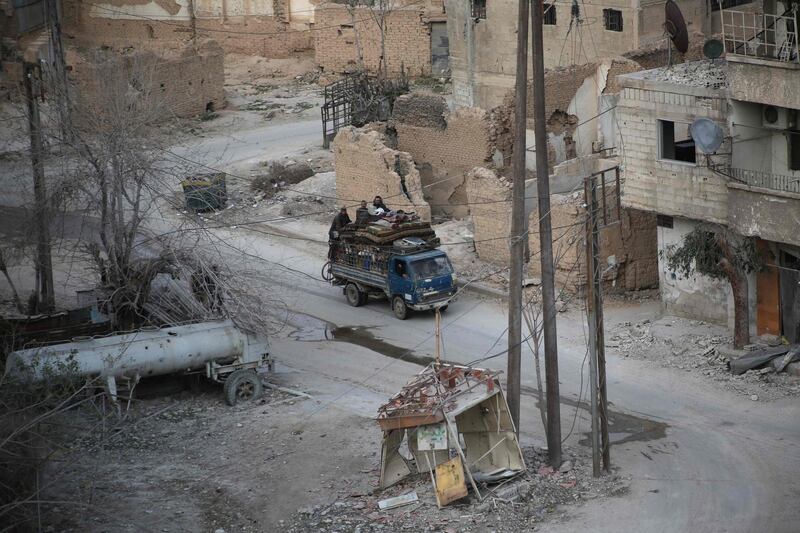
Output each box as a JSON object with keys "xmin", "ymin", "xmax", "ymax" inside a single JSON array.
[{"xmin": 388, "ymin": 250, "xmax": 456, "ymax": 319}]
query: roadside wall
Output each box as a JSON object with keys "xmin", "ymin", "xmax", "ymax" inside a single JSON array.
[
  {"xmin": 313, "ymin": 4, "xmax": 431, "ymax": 77},
  {"xmin": 333, "ymin": 127, "xmax": 431, "ymax": 222},
  {"xmin": 70, "ymin": 42, "xmax": 225, "ymax": 119},
  {"xmin": 389, "ymin": 94, "xmax": 500, "ymax": 218},
  {"xmin": 63, "ymin": 0, "xmax": 312, "ymax": 57}
]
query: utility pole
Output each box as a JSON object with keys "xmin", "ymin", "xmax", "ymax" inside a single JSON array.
[
  {"xmin": 507, "ymin": 0, "xmax": 530, "ymax": 435},
  {"xmin": 44, "ymin": 0, "xmax": 69, "ymax": 134},
  {"xmin": 530, "ymin": 0, "xmax": 562, "ymax": 467},
  {"xmin": 24, "ymin": 62, "xmax": 55, "ymax": 313},
  {"xmin": 584, "ymin": 170, "xmax": 612, "ymax": 475}
]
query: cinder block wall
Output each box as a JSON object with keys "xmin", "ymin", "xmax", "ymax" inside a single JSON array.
[
  {"xmin": 314, "ymin": 5, "xmax": 431, "ymax": 77},
  {"xmin": 333, "ymin": 127, "xmax": 432, "ymax": 222}
]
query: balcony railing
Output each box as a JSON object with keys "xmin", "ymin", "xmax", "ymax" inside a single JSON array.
[
  {"xmin": 721, "ymin": 9, "xmax": 800, "ymax": 63},
  {"xmin": 716, "ymin": 164, "xmax": 800, "ymax": 194}
]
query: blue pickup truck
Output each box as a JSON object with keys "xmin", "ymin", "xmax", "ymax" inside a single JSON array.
[{"xmin": 327, "ymin": 235, "xmax": 456, "ymax": 320}]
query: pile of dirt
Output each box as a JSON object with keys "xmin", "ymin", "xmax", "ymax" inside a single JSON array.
[
  {"xmin": 286, "ymin": 445, "xmax": 628, "ymax": 532},
  {"xmin": 609, "ymin": 316, "xmax": 800, "ymax": 401}
]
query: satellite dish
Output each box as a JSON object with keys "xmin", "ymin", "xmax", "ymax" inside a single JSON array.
[
  {"xmin": 664, "ymin": 0, "xmax": 689, "ymax": 54},
  {"xmin": 703, "ymin": 39, "xmax": 724, "ymax": 59},
  {"xmin": 690, "ymin": 118, "xmax": 724, "ymax": 154}
]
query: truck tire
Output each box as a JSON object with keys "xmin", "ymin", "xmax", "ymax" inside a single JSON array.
[
  {"xmin": 392, "ymin": 296, "xmax": 409, "ymax": 320},
  {"xmin": 345, "ymin": 283, "xmax": 364, "ymax": 307},
  {"xmin": 224, "ymin": 369, "xmax": 263, "ymax": 406}
]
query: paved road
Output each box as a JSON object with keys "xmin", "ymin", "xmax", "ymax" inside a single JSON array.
[{"xmin": 220, "ymin": 225, "xmax": 800, "ymax": 533}]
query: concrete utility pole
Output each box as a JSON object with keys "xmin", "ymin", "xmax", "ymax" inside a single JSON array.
[
  {"xmin": 44, "ymin": 0, "xmax": 69, "ymax": 135},
  {"xmin": 24, "ymin": 62, "xmax": 55, "ymax": 312},
  {"xmin": 530, "ymin": 0, "xmax": 562, "ymax": 467},
  {"xmin": 507, "ymin": 0, "xmax": 530, "ymax": 434},
  {"xmin": 584, "ymin": 172, "xmax": 611, "ymax": 476}
]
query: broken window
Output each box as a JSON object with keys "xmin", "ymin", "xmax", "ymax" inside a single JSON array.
[
  {"xmin": 789, "ymin": 130, "xmax": 800, "ymax": 171},
  {"xmin": 603, "ymin": 9, "xmax": 623, "ymax": 32},
  {"xmin": 543, "ymin": 3, "xmax": 556, "ymax": 25},
  {"xmin": 658, "ymin": 120, "xmax": 696, "ymax": 164},
  {"xmin": 471, "ymin": 0, "xmax": 486, "ymax": 20},
  {"xmin": 656, "ymin": 214, "xmax": 674, "ymax": 228}
]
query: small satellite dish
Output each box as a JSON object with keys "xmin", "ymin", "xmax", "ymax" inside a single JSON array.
[
  {"xmin": 664, "ymin": 0, "xmax": 689, "ymax": 54},
  {"xmin": 703, "ymin": 39, "xmax": 724, "ymax": 59},
  {"xmin": 690, "ymin": 118, "xmax": 724, "ymax": 154}
]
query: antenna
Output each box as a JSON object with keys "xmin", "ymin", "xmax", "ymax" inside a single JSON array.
[
  {"xmin": 664, "ymin": 0, "xmax": 689, "ymax": 58},
  {"xmin": 690, "ymin": 118, "xmax": 724, "ymax": 154}
]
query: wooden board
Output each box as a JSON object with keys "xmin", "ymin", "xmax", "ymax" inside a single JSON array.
[{"xmin": 434, "ymin": 456, "xmax": 469, "ymax": 507}]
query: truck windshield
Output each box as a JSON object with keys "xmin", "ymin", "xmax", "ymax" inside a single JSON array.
[{"xmin": 410, "ymin": 256, "xmax": 453, "ymax": 279}]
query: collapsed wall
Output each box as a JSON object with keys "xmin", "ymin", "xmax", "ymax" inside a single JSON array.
[
  {"xmin": 389, "ymin": 94, "xmax": 504, "ymax": 218},
  {"xmin": 466, "ymin": 165, "xmax": 658, "ymax": 292},
  {"xmin": 333, "ymin": 127, "xmax": 431, "ymax": 222}
]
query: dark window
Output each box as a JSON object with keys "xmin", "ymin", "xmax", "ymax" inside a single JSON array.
[
  {"xmin": 711, "ymin": 0, "xmax": 753, "ymax": 11},
  {"xmin": 543, "ymin": 3, "xmax": 556, "ymax": 25},
  {"xmin": 656, "ymin": 215, "xmax": 674, "ymax": 228},
  {"xmin": 790, "ymin": 130, "xmax": 800, "ymax": 171},
  {"xmin": 659, "ymin": 120, "xmax": 696, "ymax": 163},
  {"xmin": 472, "ymin": 0, "xmax": 486, "ymax": 20},
  {"xmin": 603, "ymin": 9, "xmax": 623, "ymax": 32}
]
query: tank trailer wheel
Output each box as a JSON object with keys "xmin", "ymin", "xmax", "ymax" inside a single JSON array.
[
  {"xmin": 345, "ymin": 283, "xmax": 364, "ymax": 307},
  {"xmin": 392, "ymin": 296, "xmax": 409, "ymax": 320},
  {"xmin": 224, "ymin": 369, "xmax": 263, "ymax": 406}
]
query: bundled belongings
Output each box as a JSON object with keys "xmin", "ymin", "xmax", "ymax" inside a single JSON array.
[{"xmin": 376, "ymin": 364, "xmax": 525, "ymax": 506}]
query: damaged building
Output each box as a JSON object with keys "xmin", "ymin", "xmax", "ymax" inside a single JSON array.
[
  {"xmin": 445, "ymin": 0, "xmax": 739, "ymax": 109},
  {"xmin": 314, "ymin": 0, "xmax": 448, "ymax": 78},
  {"xmin": 616, "ymin": 2, "xmax": 800, "ymax": 341}
]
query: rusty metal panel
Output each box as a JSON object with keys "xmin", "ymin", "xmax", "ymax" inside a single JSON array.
[{"xmin": 434, "ymin": 456, "xmax": 468, "ymax": 507}]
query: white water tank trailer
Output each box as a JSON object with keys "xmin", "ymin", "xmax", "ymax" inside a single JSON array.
[{"xmin": 4, "ymin": 319, "xmax": 271, "ymax": 405}]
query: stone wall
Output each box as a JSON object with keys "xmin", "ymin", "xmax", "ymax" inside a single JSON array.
[
  {"xmin": 63, "ymin": 0, "xmax": 312, "ymax": 57},
  {"xmin": 70, "ymin": 41, "xmax": 225, "ymax": 119},
  {"xmin": 390, "ymin": 94, "xmax": 500, "ymax": 218},
  {"xmin": 333, "ymin": 127, "xmax": 431, "ymax": 221},
  {"xmin": 313, "ymin": 4, "xmax": 431, "ymax": 77},
  {"xmin": 466, "ymin": 166, "xmax": 658, "ymax": 292}
]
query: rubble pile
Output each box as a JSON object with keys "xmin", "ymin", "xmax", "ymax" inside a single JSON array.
[
  {"xmin": 609, "ymin": 316, "xmax": 800, "ymax": 401},
  {"xmin": 287, "ymin": 446, "xmax": 629, "ymax": 533},
  {"xmin": 638, "ymin": 60, "xmax": 727, "ymax": 88}
]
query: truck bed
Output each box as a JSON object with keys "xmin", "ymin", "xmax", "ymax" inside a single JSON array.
[{"xmin": 330, "ymin": 263, "xmax": 389, "ymax": 292}]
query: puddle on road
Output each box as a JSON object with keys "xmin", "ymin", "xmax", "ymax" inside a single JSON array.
[
  {"xmin": 523, "ymin": 384, "xmax": 668, "ymax": 445},
  {"xmin": 287, "ymin": 311, "xmax": 437, "ymax": 367}
]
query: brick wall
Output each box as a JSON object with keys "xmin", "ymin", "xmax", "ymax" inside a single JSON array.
[
  {"xmin": 466, "ymin": 167, "xmax": 658, "ymax": 292},
  {"xmin": 314, "ymin": 5, "xmax": 431, "ymax": 77},
  {"xmin": 63, "ymin": 0, "xmax": 311, "ymax": 57},
  {"xmin": 390, "ymin": 94, "xmax": 499, "ymax": 218},
  {"xmin": 333, "ymin": 127, "xmax": 432, "ymax": 222},
  {"xmin": 70, "ymin": 41, "xmax": 225, "ymax": 119}
]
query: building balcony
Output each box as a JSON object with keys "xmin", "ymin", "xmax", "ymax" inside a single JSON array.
[
  {"xmin": 722, "ymin": 9, "xmax": 800, "ymax": 109},
  {"xmin": 720, "ymin": 165, "xmax": 800, "ymax": 195}
]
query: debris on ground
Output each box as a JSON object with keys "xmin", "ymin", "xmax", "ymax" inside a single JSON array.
[{"xmin": 609, "ymin": 316, "xmax": 800, "ymax": 400}]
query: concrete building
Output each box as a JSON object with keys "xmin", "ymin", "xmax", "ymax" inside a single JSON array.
[
  {"xmin": 616, "ymin": 2, "xmax": 800, "ymax": 341},
  {"xmin": 313, "ymin": 0, "xmax": 448, "ymax": 78},
  {"xmin": 444, "ymin": 0, "xmax": 750, "ymax": 109}
]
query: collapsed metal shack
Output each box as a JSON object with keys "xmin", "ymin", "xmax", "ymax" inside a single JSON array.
[{"xmin": 377, "ymin": 364, "xmax": 525, "ymax": 506}]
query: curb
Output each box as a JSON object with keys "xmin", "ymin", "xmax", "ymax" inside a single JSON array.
[{"xmin": 457, "ymin": 279, "xmax": 509, "ymax": 301}]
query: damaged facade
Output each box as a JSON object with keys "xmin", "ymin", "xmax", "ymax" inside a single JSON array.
[
  {"xmin": 445, "ymin": 0, "xmax": 735, "ymax": 109},
  {"xmin": 61, "ymin": 0, "xmax": 313, "ymax": 57},
  {"xmin": 314, "ymin": 0, "xmax": 448, "ymax": 78},
  {"xmin": 616, "ymin": 2, "xmax": 800, "ymax": 341}
]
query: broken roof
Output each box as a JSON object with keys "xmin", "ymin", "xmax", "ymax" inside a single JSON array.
[{"xmin": 622, "ymin": 59, "xmax": 728, "ymax": 89}]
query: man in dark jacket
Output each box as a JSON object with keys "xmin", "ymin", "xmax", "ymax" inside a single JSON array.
[
  {"xmin": 355, "ymin": 200, "xmax": 370, "ymax": 224},
  {"xmin": 329, "ymin": 207, "xmax": 351, "ymax": 260}
]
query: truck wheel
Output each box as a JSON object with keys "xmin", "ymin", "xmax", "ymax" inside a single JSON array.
[
  {"xmin": 224, "ymin": 369, "xmax": 263, "ymax": 406},
  {"xmin": 345, "ymin": 283, "xmax": 364, "ymax": 307},
  {"xmin": 392, "ymin": 296, "xmax": 409, "ymax": 320},
  {"xmin": 439, "ymin": 305, "xmax": 448, "ymax": 312},
  {"xmin": 358, "ymin": 291, "xmax": 369, "ymax": 306}
]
